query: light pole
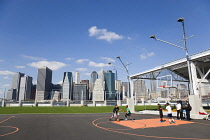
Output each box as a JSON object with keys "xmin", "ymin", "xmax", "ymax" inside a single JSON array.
[
  {"xmin": 108, "ymin": 56, "xmax": 132, "ymax": 98},
  {"xmin": 150, "ymin": 17, "xmax": 194, "ymax": 95}
]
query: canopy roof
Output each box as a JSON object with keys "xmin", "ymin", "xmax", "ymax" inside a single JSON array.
[{"xmin": 130, "ymin": 49, "xmax": 210, "ymax": 81}]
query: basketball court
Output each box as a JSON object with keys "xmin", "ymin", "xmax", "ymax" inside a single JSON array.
[{"xmin": 0, "ymin": 113, "xmax": 210, "ymax": 140}]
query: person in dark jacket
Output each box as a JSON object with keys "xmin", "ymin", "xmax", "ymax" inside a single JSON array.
[
  {"xmin": 185, "ymin": 101, "xmax": 191, "ymax": 120},
  {"xmin": 157, "ymin": 104, "xmax": 164, "ymax": 123},
  {"xmin": 179, "ymin": 101, "xmax": 184, "ymax": 120}
]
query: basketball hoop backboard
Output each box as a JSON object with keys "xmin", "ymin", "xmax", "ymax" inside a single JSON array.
[{"xmin": 157, "ymin": 75, "xmax": 173, "ymax": 89}]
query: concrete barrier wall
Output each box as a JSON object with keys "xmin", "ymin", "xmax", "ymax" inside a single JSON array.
[{"xmin": 1, "ymin": 101, "xmax": 209, "ymax": 107}]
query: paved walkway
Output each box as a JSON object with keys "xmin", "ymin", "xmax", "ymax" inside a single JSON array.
[{"xmin": 0, "ymin": 113, "xmax": 210, "ymax": 140}]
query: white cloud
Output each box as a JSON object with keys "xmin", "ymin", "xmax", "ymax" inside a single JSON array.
[
  {"xmin": 88, "ymin": 26, "xmax": 124, "ymax": 42},
  {"xmin": 100, "ymin": 57, "xmax": 115, "ymax": 62},
  {"xmin": 0, "ymin": 60, "xmax": 4, "ymax": 62},
  {"xmin": 65, "ymin": 57, "xmax": 74, "ymax": 61},
  {"xmin": 127, "ymin": 37, "xmax": 133, "ymax": 40},
  {"xmin": 76, "ymin": 68, "xmax": 88, "ymax": 71},
  {"xmin": 22, "ymin": 55, "xmax": 47, "ymax": 61},
  {"xmin": 76, "ymin": 59, "xmax": 89, "ymax": 64},
  {"xmin": 0, "ymin": 71, "xmax": 15, "ymax": 75},
  {"xmin": 89, "ymin": 61, "xmax": 110, "ymax": 67},
  {"xmin": 15, "ymin": 66, "xmax": 26, "ymax": 69},
  {"xmin": 3, "ymin": 76, "xmax": 9, "ymax": 79},
  {"xmin": 140, "ymin": 52, "xmax": 155, "ymax": 60},
  {"xmin": 3, "ymin": 84, "xmax": 10, "ymax": 87},
  {"xmin": 28, "ymin": 61, "xmax": 67, "ymax": 70},
  {"xmin": 84, "ymin": 73, "xmax": 91, "ymax": 76}
]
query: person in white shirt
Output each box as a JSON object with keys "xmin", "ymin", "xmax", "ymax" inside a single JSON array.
[
  {"xmin": 176, "ymin": 101, "xmax": 182, "ymax": 120},
  {"xmin": 165, "ymin": 103, "xmax": 175, "ymax": 124}
]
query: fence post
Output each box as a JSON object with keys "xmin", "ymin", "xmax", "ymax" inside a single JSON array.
[
  {"xmin": 19, "ymin": 100, "xmax": 22, "ymax": 107},
  {"xmin": 67, "ymin": 100, "xmax": 70, "ymax": 107},
  {"xmin": 1, "ymin": 99, "xmax": 5, "ymax": 107},
  {"xmin": 34, "ymin": 100, "xmax": 38, "ymax": 107}
]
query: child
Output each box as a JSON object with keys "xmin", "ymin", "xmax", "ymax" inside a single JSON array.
[
  {"xmin": 157, "ymin": 104, "xmax": 164, "ymax": 123},
  {"xmin": 124, "ymin": 105, "xmax": 133, "ymax": 121},
  {"xmin": 165, "ymin": 103, "xmax": 175, "ymax": 124},
  {"xmin": 110, "ymin": 104, "xmax": 119, "ymax": 120}
]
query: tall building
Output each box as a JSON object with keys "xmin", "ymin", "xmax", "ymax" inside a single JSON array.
[
  {"xmin": 11, "ymin": 72, "xmax": 25, "ymax": 100},
  {"xmin": 104, "ymin": 70, "xmax": 116, "ymax": 100},
  {"xmin": 133, "ymin": 79, "xmax": 147, "ymax": 101},
  {"xmin": 80, "ymin": 80, "xmax": 89, "ymax": 100},
  {"xmin": 52, "ymin": 84, "xmax": 62, "ymax": 100},
  {"xmin": 115, "ymin": 80, "xmax": 122, "ymax": 92},
  {"xmin": 75, "ymin": 71, "xmax": 80, "ymax": 84},
  {"xmin": 62, "ymin": 72, "xmax": 73, "ymax": 100},
  {"xmin": 73, "ymin": 84, "xmax": 88, "ymax": 100},
  {"xmin": 122, "ymin": 82, "xmax": 128, "ymax": 97},
  {"xmin": 7, "ymin": 89, "xmax": 16, "ymax": 100},
  {"xmin": 115, "ymin": 80, "xmax": 122, "ymax": 100},
  {"xmin": 19, "ymin": 76, "xmax": 33, "ymax": 101},
  {"xmin": 36, "ymin": 67, "xmax": 52, "ymax": 100},
  {"xmin": 90, "ymin": 71, "xmax": 98, "ymax": 84},
  {"xmin": 92, "ymin": 69, "xmax": 105, "ymax": 101},
  {"xmin": 150, "ymin": 80, "xmax": 157, "ymax": 93},
  {"xmin": 31, "ymin": 85, "xmax": 36, "ymax": 100},
  {"xmin": 89, "ymin": 71, "xmax": 98, "ymax": 100}
]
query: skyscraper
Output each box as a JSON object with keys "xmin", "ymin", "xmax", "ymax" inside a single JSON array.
[
  {"xmin": 104, "ymin": 70, "xmax": 116, "ymax": 100},
  {"xmin": 73, "ymin": 84, "xmax": 88, "ymax": 100},
  {"xmin": 115, "ymin": 80, "xmax": 122, "ymax": 100},
  {"xmin": 122, "ymin": 82, "xmax": 128, "ymax": 97},
  {"xmin": 7, "ymin": 89, "xmax": 16, "ymax": 100},
  {"xmin": 11, "ymin": 72, "xmax": 25, "ymax": 100},
  {"xmin": 62, "ymin": 72, "xmax": 73, "ymax": 100},
  {"xmin": 90, "ymin": 71, "xmax": 98, "ymax": 84},
  {"xmin": 75, "ymin": 71, "xmax": 80, "ymax": 84},
  {"xmin": 90, "ymin": 71, "xmax": 98, "ymax": 100},
  {"xmin": 92, "ymin": 69, "xmax": 105, "ymax": 101},
  {"xmin": 19, "ymin": 76, "xmax": 33, "ymax": 101},
  {"xmin": 36, "ymin": 67, "xmax": 52, "ymax": 100},
  {"xmin": 133, "ymin": 79, "xmax": 147, "ymax": 101}
]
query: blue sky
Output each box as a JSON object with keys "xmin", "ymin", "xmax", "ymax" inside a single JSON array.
[{"xmin": 0, "ymin": 0, "xmax": 210, "ymax": 97}]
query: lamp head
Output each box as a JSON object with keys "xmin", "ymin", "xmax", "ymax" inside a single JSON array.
[
  {"xmin": 150, "ymin": 35, "xmax": 156, "ymax": 39},
  {"xmin": 116, "ymin": 56, "xmax": 120, "ymax": 59},
  {"xmin": 177, "ymin": 17, "xmax": 184, "ymax": 22}
]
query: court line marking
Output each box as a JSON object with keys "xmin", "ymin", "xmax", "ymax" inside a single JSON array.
[
  {"xmin": 0, "ymin": 116, "xmax": 19, "ymax": 137},
  {"xmin": 0, "ymin": 126, "xmax": 19, "ymax": 136},
  {"xmin": 0, "ymin": 116, "xmax": 15, "ymax": 124},
  {"xmin": 92, "ymin": 117, "xmax": 210, "ymax": 140}
]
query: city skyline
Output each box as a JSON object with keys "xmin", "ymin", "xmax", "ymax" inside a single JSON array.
[{"xmin": 0, "ymin": 1, "xmax": 210, "ymax": 98}]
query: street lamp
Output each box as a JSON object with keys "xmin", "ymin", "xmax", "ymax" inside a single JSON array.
[
  {"xmin": 108, "ymin": 56, "xmax": 132, "ymax": 98},
  {"xmin": 150, "ymin": 17, "xmax": 194, "ymax": 95}
]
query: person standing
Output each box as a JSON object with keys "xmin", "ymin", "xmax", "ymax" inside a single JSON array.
[
  {"xmin": 165, "ymin": 103, "xmax": 175, "ymax": 124},
  {"xmin": 157, "ymin": 104, "xmax": 164, "ymax": 123},
  {"xmin": 180, "ymin": 101, "xmax": 184, "ymax": 120},
  {"xmin": 176, "ymin": 101, "xmax": 182, "ymax": 120},
  {"xmin": 185, "ymin": 101, "xmax": 191, "ymax": 120}
]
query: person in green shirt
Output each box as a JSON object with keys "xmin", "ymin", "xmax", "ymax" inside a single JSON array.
[{"xmin": 124, "ymin": 105, "xmax": 133, "ymax": 121}]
